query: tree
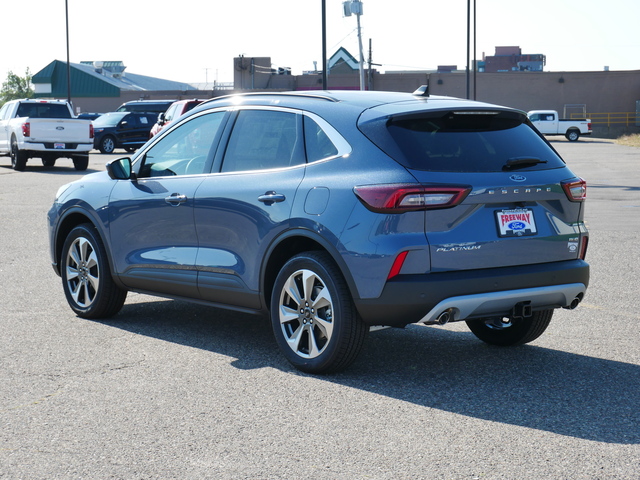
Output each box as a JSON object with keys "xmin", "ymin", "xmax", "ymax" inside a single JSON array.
[{"xmin": 1, "ymin": 69, "xmax": 34, "ymax": 106}]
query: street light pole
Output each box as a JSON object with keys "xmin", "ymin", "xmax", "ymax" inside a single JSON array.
[
  {"xmin": 466, "ymin": 0, "xmax": 470, "ymax": 99},
  {"xmin": 65, "ymin": 0, "xmax": 71, "ymax": 105},
  {"xmin": 322, "ymin": 0, "xmax": 327, "ymax": 90}
]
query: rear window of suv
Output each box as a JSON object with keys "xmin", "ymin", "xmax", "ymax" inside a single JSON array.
[{"xmin": 360, "ymin": 109, "xmax": 565, "ymax": 173}]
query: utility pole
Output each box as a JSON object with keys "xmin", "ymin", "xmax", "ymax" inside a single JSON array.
[
  {"xmin": 367, "ymin": 38, "xmax": 381, "ymax": 91},
  {"xmin": 343, "ymin": 0, "xmax": 365, "ymax": 90}
]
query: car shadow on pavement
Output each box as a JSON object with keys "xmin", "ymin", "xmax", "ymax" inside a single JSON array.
[
  {"xmin": 100, "ymin": 298, "xmax": 640, "ymax": 446},
  {"xmin": 0, "ymin": 164, "xmax": 101, "ymax": 175}
]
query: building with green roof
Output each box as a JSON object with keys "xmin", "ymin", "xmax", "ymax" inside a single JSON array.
[{"xmin": 32, "ymin": 60, "xmax": 200, "ymax": 114}]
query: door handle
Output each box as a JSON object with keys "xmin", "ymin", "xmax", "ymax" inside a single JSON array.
[
  {"xmin": 165, "ymin": 193, "xmax": 187, "ymax": 206},
  {"xmin": 258, "ymin": 191, "xmax": 286, "ymax": 205}
]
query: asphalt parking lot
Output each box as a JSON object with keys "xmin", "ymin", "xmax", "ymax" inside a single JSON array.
[{"xmin": 1, "ymin": 139, "xmax": 639, "ymax": 479}]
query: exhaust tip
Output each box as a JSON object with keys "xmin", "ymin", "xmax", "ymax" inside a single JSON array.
[
  {"xmin": 437, "ymin": 309, "xmax": 452, "ymax": 325},
  {"xmin": 564, "ymin": 293, "xmax": 584, "ymax": 310}
]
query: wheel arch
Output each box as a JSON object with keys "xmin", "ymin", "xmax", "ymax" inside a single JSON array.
[
  {"xmin": 53, "ymin": 209, "xmax": 121, "ymax": 286},
  {"xmin": 261, "ymin": 229, "xmax": 359, "ymax": 311}
]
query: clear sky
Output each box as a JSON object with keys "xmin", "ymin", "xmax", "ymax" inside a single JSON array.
[{"xmin": 2, "ymin": 0, "xmax": 639, "ymax": 86}]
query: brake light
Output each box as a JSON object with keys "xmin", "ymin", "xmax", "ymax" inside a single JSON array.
[
  {"xmin": 354, "ymin": 184, "xmax": 471, "ymax": 213},
  {"xmin": 561, "ymin": 178, "xmax": 587, "ymax": 202},
  {"xmin": 89, "ymin": 123, "xmax": 94, "ymax": 139},
  {"xmin": 22, "ymin": 122, "xmax": 30, "ymax": 137}
]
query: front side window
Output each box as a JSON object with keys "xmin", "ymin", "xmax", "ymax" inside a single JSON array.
[
  {"xmin": 221, "ymin": 110, "xmax": 304, "ymax": 172},
  {"xmin": 137, "ymin": 112, "xmax": 225, "ymax": 177}
]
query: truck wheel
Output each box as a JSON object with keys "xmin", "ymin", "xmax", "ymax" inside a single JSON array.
[
  {"xmin": 466, "ymin": 309, "xmax": 553, "ymax": 346},
  {"xmin": 270, "ymin": 251, "xmax": 368, "ymax": 373},
  {"xmin": 10, "ymin": 138, "xmax": 28, "ymax": 171},
  {"xmin": 566, "ymin": 130, "xmax": 580, "ymax": 142},
  {"xmin": 61, "ymin": 224, "xmax": 127, "ymax": 319},
  {"xmin": 99, "ymin": 136, "xmax": 116, "ymax": 154},
  {"xmin": 73, "ymin": 155, "xmax": 89, "ymax": 171},
  {"xmin": 41, "ymin": 155, "xmax": 57, "ymax": 167}
]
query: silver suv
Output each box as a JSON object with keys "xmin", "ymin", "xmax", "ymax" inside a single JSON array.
[{"xmin": 48, "ymin": 89, "xmax": 589, "ymax": 373}]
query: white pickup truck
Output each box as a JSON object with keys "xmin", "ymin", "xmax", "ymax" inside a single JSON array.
[
  {"xmin": 0, "ymin": 99, "xmax": 94, "ymax": 171},
  {"xmin": 527, "ymin": 110, "xmax": 592, "ymax": 142}
]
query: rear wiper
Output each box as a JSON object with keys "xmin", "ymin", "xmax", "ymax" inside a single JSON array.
[{"xmin": 503, "ymin": 157, "xmax": 548, "ymax": 170}]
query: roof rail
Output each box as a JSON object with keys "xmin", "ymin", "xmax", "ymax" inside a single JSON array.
[{"xmin": 204, "ymin": 91, "xmax": 340, "ymax": 105}]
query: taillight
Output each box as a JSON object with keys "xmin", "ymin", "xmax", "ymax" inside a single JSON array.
[
  {"xmin": 587, "ymin": 122, "xmax": 592, "ymax": 131},
  {"xmin": 22, "ymin": 122, "xmax": 30, "ymax": 137},
  {"xmin": 561, "ymin": 178, "xmax": 587, "ymax": 202},
  {"xmin": 89, "ymin": 123, "xmax": 94, "ymax": 139},
  {"xmin": 354, "ymin": 184, "xmax": 471, "ymax": 213}
]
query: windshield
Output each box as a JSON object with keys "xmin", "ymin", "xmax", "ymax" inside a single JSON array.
[
  {"xmin": 360, "ymin": 109, "xmax": 565, "ymax": 173},
  {"xmin": 93, "ymin": 112, "xmax": 128, "ymax": 128}
]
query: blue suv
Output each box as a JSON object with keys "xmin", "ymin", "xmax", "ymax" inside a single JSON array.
[{"xmin": 48, "ymin": 89, "xmax": 589, "ymax": 373}]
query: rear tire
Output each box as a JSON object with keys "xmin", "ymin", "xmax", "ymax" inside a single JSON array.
[
  {"xmin": 270, "ymin": 251, "xmax": 367, "ymax": 373},
  {"xmin": 466, "ymin": 309, "xmax": 553, "ymax": 346},
  {"xmin": 566, "ymin": 129, "xmax": 580, "ymax": 142},
  {"xmin": 10, "ymin": 139, "xmax": 28, "ymax": 171},
  {"xmin": 61, "ymin": 224, "xmax": 127, "ymax": 319}
]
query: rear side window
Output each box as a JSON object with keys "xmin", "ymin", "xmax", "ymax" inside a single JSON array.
[
  {"xmin": 221, "ymin": 110, "xmax": 304, "ymax": 172},
  {"xmin": 303, "ymin": 116, "xmax": 338, "ymax": 162},
  {"xmin": 360, "ymin": 110, "xmax": 565, "ymax": 172}
]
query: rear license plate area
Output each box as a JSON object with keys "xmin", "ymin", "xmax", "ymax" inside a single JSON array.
[{"xmin": 496, "ymin": 208, "xmax": 537, "ymax": 237}]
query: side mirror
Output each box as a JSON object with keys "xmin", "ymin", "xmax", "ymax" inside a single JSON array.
[
  {"xmin": 106, "ymin": 157, "xmax": 133, "ymax": 180},
  {"xmin": 157, "ymin": 113, "xmax": 165, "ymax": 125}
]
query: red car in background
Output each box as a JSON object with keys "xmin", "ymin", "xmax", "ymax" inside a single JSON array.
[{"xmin": 149, "ymin": 99, "xmax": 204, "ymax": 138}]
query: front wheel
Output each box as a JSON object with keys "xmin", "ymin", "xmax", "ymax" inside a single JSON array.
[
  {"xmin": 99, "ymin": 135, "xmax": 116, "ymax": 154},
  {"xmin": 61, "ymin": 224, "xmax": 127, "ymax": 319},
  {"xmin": 466, "ymin": 309, "xmax": 553, "ymax": 346},
  {"xmin": 270, "ymin": 251, "xmax": 367, "ymax": 373}
]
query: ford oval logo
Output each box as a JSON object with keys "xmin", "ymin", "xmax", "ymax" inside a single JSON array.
[
  {"xmin": 509, "ymin": 174, "xmax": 526, "ymax": 182},
  {"xmin": 56, "ymin": 126, "xmax": 65, "ymax": 130},
  {"xmin": 508, "ymin": 221, "xmax": 527, "ymax": 230}
]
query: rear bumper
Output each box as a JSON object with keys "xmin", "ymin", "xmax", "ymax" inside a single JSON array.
[
  {"xmin": 354, "ymin": 260, "xmax": 589, "ymax": 327},
  {"xmin": 23, "ymin": 140, "xmax": 92, "ymax": 153}
]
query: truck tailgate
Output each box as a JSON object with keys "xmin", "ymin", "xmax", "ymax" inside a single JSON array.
[{"xmin": 27, "ymin": 118, "xmax": 92, "ymax": 143}]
